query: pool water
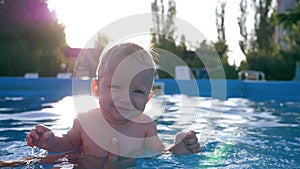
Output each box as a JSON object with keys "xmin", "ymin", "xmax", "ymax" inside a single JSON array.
[{"xmin": 0, "ymin": 94, "xmax": 299, "ymax": 168}]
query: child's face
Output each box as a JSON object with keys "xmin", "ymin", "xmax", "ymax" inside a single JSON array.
[{"xmin": 97, "ymin": 54, "xmax": 154, "ymax": 124}]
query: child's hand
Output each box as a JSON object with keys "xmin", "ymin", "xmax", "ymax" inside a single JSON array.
[
  {"xmin": 169, "ymin": 130, "xmax": 202, "ymax": 155},
  {"xmin": 183, "ymin": 131, "xmax": 202, "ymax": 153},
  {"xmin": 26, "ymin": 124, "xmax": 56, "ymax": 150}
]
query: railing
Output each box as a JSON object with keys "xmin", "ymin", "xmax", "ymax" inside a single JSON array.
[{"xmin": 238, "ymin": 70, "xmax": 265, "ymax": 81}]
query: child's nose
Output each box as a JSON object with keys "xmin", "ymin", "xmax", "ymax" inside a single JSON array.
[{"xmin": 113, "ymin": 90, "xmax": 132, "ymax": 103}]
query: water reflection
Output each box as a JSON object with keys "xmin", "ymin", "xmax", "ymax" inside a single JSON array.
[{"xmin": 0, "ymin": 95, "xmax": 299, "ymax": 168}]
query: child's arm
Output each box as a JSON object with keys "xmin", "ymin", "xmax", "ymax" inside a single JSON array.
[
  {"xmin": 144, "ymin": 121, "xmax": 201, "ymax": 155},
  {"xmin": 144, "ymin": 121, "xmax": 165, "ymax": 155},
  {"xmin": 26, "ymin": 122, "xmax": 79, "ymax": 152}
]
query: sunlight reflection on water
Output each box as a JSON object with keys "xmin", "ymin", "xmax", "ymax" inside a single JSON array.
[{"xmin": 0, "ymin": 95, "xmax": 299, "ymax": 168}]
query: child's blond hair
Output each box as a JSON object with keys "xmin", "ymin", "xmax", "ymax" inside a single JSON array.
[{"xmin": 96, "ymin": 43, "xmax": 159, "ymax": 79}]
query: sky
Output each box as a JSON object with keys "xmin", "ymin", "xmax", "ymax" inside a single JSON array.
[{"xmin": 48, "ymin": 0, "xmax": 255, "ymax": 65}]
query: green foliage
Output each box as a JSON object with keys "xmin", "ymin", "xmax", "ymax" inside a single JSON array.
[
  {"xmin": 278, "ymin": 3, "xmax": 300, "ymax": 63},
  {"xmin": 283, "ymin": 24, "xmax": 300, "ymax": 61},
  {"xmin": 73, "ymin": 33, "xmax": 108, "ymax": 78},
  {"xmin": 238, "ymin": 0, "xmax": 299, "ymax": 80},
  {"xmin": 0, "ymin": 0, "xmax": 66, "ymax": 77},
  {"xmin": 253, "ymin": 0, "xmax": 276, "ymax": 51},
  {"xmin": 246, "ymin": 49, "xmax": 294, "ymax": 80},
  {"xmin": 153, "ymin": 34, "xmax": 207, "ymax": 79},
  {"xmin": 214, "ymin": 1, "xmax": 238, "ymax": 79},
  {"xmin": 151, "ymin": 0, "xmax": 237, "ymax": 79},
  {"xmin": 277, "ymin": 5, "xmax": 300, "ymax": 29}
]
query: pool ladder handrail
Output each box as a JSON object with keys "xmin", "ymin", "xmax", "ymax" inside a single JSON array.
[{"xmin": 238, "ymin": 70, "xmax": 265, "ymax": 81}]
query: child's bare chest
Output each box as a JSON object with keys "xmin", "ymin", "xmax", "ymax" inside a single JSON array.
[{"xmin": 81, "ymin": 123, "xmax": 146, "ymax": 158}]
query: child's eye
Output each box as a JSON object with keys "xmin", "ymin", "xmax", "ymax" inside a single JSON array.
[
  {"xmin": 110, "ymin": 85, "xmax": 121, "ymax": 89},
  {"xmin": 134, "ymin": 89, "xmax": 145, "ymax": 95}
]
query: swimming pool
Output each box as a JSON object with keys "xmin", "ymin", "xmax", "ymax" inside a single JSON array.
[{"xmin": 0, "ymin": 78, "xmax": 299, "ymax": 168}]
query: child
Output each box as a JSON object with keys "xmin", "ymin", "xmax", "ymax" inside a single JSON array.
[{"xmin": 26, "ymin": 43, "xmax": 201, "ymax": 167}]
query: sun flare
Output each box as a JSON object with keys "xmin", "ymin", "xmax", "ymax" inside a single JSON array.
[
  {"xmin": 48, "ymin": 0, "xmax": 153, "ymax": 48},
  {"xmin": 48, "ymin": 0, "xmax": 110, "ymax": 48},
  {"xmin": 48, "ymin": 0, "xmax": 247, "ymax": 64}
]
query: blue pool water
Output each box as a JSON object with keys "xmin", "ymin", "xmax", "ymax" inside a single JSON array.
[{"xmin": 0, "ymin": 79, "xmax": 300, "ymax": 168}]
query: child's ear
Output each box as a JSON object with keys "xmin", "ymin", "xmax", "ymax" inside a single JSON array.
[
  {"xmin": 91, "ymin": 78, "xmax": 99, "ymax": 97},
  {"xmin": 146, "ymin": 91, "xmax": 153, "ymax": 103}
]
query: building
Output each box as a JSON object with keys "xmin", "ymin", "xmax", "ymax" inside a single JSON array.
[{"xmin": 275, "ymin": 0, "xmax": 298, "ymax": 48}]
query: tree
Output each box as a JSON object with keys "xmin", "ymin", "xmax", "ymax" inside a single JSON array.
[
  {"xmin": 213, "ymin": 1, "xmax": 238, "ymax": 79},
  {"xmin": 0, "ymin": 0, "xmax": 66, "ymax": 77},
  {"xmin": 238, "ymin": 0, "xmax": 255, "ymax": 55},
  {"xmin": 216, "ymin": 1, "xmax": 226, "ymax": 43},
  {"xmin": 253, "ymin": 0, "xmax": 277, "ymax": 51},
  {"xmin": 150, "ymin": 0, "xmax": 237, "ymax": 79},
  {"xmin": 277, "ymin": 2, "xmax": 300, "ymax": 29},
  {"xmin": 73, "ymin": 33, "xmax": 109, "ymax": 78},
  {"xmin": 151, "ymin": 0, "xmax": 184, "ymax": 78},
  {"xmin": 237, "ymin": 0, "xmax": 296, "ymax": 80},
  {"xmin": 277, "ymin": 2, "xmax": 300, "ymax": 62},
  {"xmin": 151, "ymin": 0, "xmax": 177, "ymax": 44}
]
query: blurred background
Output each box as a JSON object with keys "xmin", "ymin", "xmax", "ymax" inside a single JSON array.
[{"xmin": 0, "ymin": 0, "xmax": 299, "ymax": 80}]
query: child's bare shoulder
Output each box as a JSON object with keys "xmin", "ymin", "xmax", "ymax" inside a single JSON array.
[
  {"xmin": 77, "ymin": 108, "xmax": 100, "ymax": 119},
  {"xmin": 133, "ymin": 114, "xmax": 155, "ymax": 126}
]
